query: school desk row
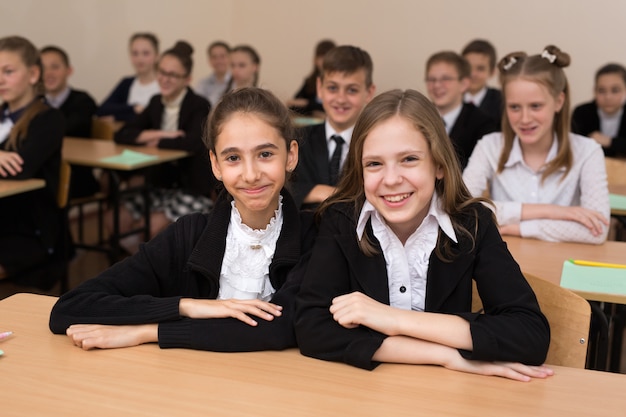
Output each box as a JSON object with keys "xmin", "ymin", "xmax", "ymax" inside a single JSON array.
[{"xmin": 0, "ymin": 293, "xmax": 624, "ymax": 417}]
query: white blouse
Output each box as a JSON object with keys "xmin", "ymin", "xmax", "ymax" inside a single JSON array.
[
  {"xmin": 127, "ymin": 78, "xmax": 160, "ymax": 107},
  {"xmin": 356, "ymin": 195, "xmax": 457, "ymax": 311},
  {"xmin": 218, "ymin": 197, "xmax": 283, "ymax": 301},
  {"xmin": 463, "ymin": 132, "xmax": 610, "ymax": 244}
]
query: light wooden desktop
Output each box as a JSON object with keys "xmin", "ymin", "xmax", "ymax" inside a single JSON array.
[
  {"xmin": 1, "ymin": 293, "xmax": 625, "ymax": 417},
  {"xmin": 63, "ymin": 137, "xmax": 188, "ymax": 170},
  {"xmin": 0, "ymin": 178, "xmax": 45, "ymax": 198},
  {"xmin": 504, "ymin": 236, "xmax": 626, "ymax": 304},
  {"xmin": 610, "ymin": 184, "xmax": 626, "ymax": 216}
]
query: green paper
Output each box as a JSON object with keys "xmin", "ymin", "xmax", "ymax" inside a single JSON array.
[
  {"xmin": 560, "ymin": 260, "xmax": 626, "ymax": 295},
  {"xmin": 609, "ymin": 193, "xmax": 626, "ymax": 211},
  {"xmin": 293, "ymin": 117, "xmax": 322, "ymax": 126},
  {"xmin": 99, "ymin": 149, "xmax": 159, "ymax": 165}
]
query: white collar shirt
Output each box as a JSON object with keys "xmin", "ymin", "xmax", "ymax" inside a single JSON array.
[{"xmin": 356, "ymin": 195, "xmax": 457, "ymax": 311}]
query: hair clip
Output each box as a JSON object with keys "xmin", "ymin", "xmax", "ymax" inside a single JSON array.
[
  {"xmin": 502, "ymin": 56, "xmax": 517, "ymax": 71},
  {"xmin": 541, "ymin": 50, "xmax": 557, "ymax": 64}
]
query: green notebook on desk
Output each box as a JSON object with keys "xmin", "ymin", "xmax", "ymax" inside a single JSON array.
[
  {"xmin": 560, "ymin": 260, "xmax": 626, "ymax": 295},
  {"xmin": 609, "ymin": 193, "xmax": 626, "ymax": 211},
  {"xmin": 100, "ymin": 149, "xmax": 159, "ymax": 165}
]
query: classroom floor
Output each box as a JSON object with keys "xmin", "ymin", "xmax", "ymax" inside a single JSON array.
[{"xmin": 1, "ymin": 209, "xmax": 625, "ymax": 374}]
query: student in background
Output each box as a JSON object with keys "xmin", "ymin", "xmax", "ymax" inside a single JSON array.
[
  {"xmin": 225, "ymin": 45, "xmax": 261, "ymax": 93},
  {"xmin": 96, "ymin": 33, "xmax": 160, "ymax": 122},
  {"xmin": 287, "ymin": 39, "xmax": 336, "ymax": 117},
  {"xmin": 0, "ymin": 36, "xmax": 65, "ymax": 285},
  {"xmin": 113, "ymin": 41, "xmax": 213, "ymax": 253},
  {"xmin": 40, "ymin": 45, "xmax": 99, "ymax": 198},
  {"xmin": 49, "ymin": 87, "xmax": 316, "ymax": 353},
  {"xmin": 291, "ymin": 45, "xmax": 376, "ymax": 209},
  {"xmin": 572, "ymin": 63, "xmax": 626, "ymax": 157},
  {"xmin": 463, "ymin": 46, "xmax": 610, "ymax": 244},
  {"xmin": 195, "ymin": 41, "xmax": 231, "ymax": 107},
  {"xmin": 461, "ymin": 39, "xmax": 503, "ymax": 127},
  {"xmin": 295, "ymin": 89, "xmax": 551, "ymax": 381},
  {"xmin": 425, "ymin": 51, "xmax": 496, "ymax": 169}
]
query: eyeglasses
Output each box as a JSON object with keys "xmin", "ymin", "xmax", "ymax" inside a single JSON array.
[
  {"xmin": 425, "ymin": 76, "xmax": 460, "ymax": 85},
  {"xmin": 157, "ymin": 68, "xmax": 187, "ymax": 80}
]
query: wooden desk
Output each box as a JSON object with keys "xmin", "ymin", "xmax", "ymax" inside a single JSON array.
[
  {"xmin": 62, "ymin": 137, "xmax": 189, "ymax": 262},
  {"xmin": 63, "ymin": 137, "xmax": 188, "ymax": 170},
  {"xmin": 1, "ymin": 293, "xmax": 625, "ymax": 417},
  {"xmin": 0, "ymin": 178, "xmax": 45, "ymax": 198},
  {"xmin": 505, "ymin": 236, "xmax": 626, "ymax": 304},
  {"xmin": 609, "ymin": 184, "xmax": 626, "ymax": 216}
]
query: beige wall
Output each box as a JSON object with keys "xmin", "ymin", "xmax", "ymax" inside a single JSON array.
[{"xmin": 2, "ymin": 0, "xmax": 625, "ymax": 108}]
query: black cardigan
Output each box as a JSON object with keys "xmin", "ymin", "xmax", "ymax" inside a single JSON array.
[
  {"xmin": 571, "ymin": 100, "xmax": 626, "ymax": 157},
  {"xmin": 49, "ymin": 189, "xmax": 316, "ymax": 351}
]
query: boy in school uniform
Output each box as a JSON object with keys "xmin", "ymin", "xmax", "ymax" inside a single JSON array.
[
  {"xmin": 425, "ymin": 51, "xmax": 496, "ymax": 169},
  {"xmin": 291, "ymin": 45, "xmax": 376, "ymax": 209},
  {"xmin": 41, "ymin": 45, "xmax": 99, "ymax": 198},
  {"xmin": 461, "ymin": 39, "xmax": 503, "ymax": 127}
]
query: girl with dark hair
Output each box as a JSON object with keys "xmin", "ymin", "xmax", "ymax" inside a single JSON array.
[{"xmin": 50, "ymin": 87, "xmax": 315, "ymax": 353}]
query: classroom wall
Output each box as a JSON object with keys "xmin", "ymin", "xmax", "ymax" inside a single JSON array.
[{"xmin": 1, "ymin": 0, "xmax": 625, "ymax": 108}]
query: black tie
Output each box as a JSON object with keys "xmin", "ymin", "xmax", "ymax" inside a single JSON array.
[{"xmin": 329, "ymin": 135, "xmax": 345, "ymax": 185}]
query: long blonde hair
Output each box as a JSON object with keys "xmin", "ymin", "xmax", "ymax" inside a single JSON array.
[
  {"xmin": 497, "ymin": 45, "xmax": 572, "ymax": 182},
  {"xmin": 319, "ymin": 89, "xmax": 489, "ymax": 259},
  {"xmin": 0, "ymin": 36, "xmax": 47, "ymax": 151}
]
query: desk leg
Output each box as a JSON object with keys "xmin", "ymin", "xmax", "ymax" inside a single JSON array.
[
  {"xmin": 108, "ymin": 171, "xmax": 122, "ymax": 264},
  {"xmin": 608, "ymin": 304, "xmax": 625, "ymax": 373}
]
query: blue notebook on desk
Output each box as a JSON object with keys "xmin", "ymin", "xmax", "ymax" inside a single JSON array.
[{"xmin": 560, "ymin": 260, "xmax": 626, "ymax": 295}]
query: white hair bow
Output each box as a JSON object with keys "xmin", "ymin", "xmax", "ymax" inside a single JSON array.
[
  {"xmin": 503, "ymin": 57, "xmax": 517, "ymax": 71},
  {"xmin": 541, "ymin": 50, "xmax": 556, "ymax": 64}
]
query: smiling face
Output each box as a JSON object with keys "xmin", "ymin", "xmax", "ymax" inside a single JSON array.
[
  {"xmin": 209, "ymin": 113, "xmax": 298, "ymax": 229},
  {"xmin": 595, "ymin": 73, "xmax": 626, "ymax": 116},
  {"xmin": 0, "ymin": 50, "xmax": 39, "ymax": 111},
  {"xmin": 464, "ymin": 52, "xmax": 494, "ymax": 95},
  {"xmin": 230, "ymin": 51, "xmax": 258, "ymax": 88},
  {"xmin": 362, "ymin": 115, "xmax": 443, "ymax": 243},
  {"xmin": 129, "ymin": 38, "xmax": 158, "ymax": 76},
  {"xmin": 426, "ymin": 62, "xmax": 469, "ymax": 115},
  {"xmin": 505, "ymin": 78, "xmax": 564, "ymax": 150},
  {"xmin": 41, "ymin": 51, "xmax": 71, "ymax": 95},
  {"xmin": 209, "ymin": 45, "xmax": 230, "ymax": 77},
  {"xmin": 317, "ymin": 69, "xmax": 375, "ymax": 132},
  {"xmin": 157, "ymin": 54, "xmax": 190, "ymax": 101}
]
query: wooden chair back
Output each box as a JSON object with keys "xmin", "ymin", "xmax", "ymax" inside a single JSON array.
[
  {"xmin": 91, "ymin": 118, "xmax": 116, "ymax": 140},
  {"xmin": 472, "ymin": 273, "xmax": 591, "ymax": 368},
  {"xmin": 57, "ymin": 161, "xmax": 71, "ymax": 209}
]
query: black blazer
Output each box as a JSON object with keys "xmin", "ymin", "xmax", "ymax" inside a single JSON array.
[
  {"xmin": 449, "ymin": 103, "xmax": 497, "ymax": 169},
  {"xmin": 477, "ymin": 87, "xmax": 502, "ymax": 130},
  {"xmin": 0, "ymin": 103, "xmax": 65, "ymax": 279},
  {"xmin": 571, "ymin": 100, "xmax": 626, "ymax": 157},
  {"xmin": 115, "ymin": 88, "xmax": 214, "ymax": 196},
  {"xmin": 59, "ymin": 89, "xmax": 100, "ymax": 197},
  {"xmin": 295, "ymin": 201, "xmax": 550, "ymax": 370},
  {"xmin": 291, "ymin": 123, "xmax": 332, "ymax": 209}
]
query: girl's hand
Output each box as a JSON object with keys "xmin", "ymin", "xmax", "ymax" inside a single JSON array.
[
  {"xmin": 66, "ymin": 324, "xmax": 158, "ymax": 350},
  {"xmin": 179, "ymin": 298, "xmax": 283, "ymax": 326},
  {"xmin": 589, "ymin": 131, "xmax": 612, "ymax": 147},
  {"xmin": 330, "ymin": 292, "xmax": 397, "ymax": 334},
  {"xmin": 444, "ymin": 352, "xmax": 554, "ymax": 382},
  {"xmin": 554, "ymin": 206, "xmax": 609, "ymax": 236},
  {"xmin": 0, "ymin": 151, "xmax": 24, "ymax": 177},
  {"xmin": 499, "ymin": 223, "xmax": 520, "ymax": 237}
]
